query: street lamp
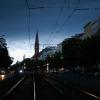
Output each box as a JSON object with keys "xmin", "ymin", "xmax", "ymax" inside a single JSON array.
[
  {"xmin": 46, "ymin": 63, "xmax": 49, "ymax": 72},
  {"xmin": 59, "ymin": 55, "xmax": 64, "ymax": 71}
]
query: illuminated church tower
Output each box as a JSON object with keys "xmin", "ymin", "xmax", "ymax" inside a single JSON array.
[{"xmin": 34, "ymin": 31, "xmax": 39, "ymax": 60}]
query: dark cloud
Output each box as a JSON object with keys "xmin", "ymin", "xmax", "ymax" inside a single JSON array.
[
  {"xmin": 0, "ymin": 0, "xmax": 100, "ymax": 44},
  {"xmin": 0, "ymin": 0, "xmax": 100, "ymax": 62}
]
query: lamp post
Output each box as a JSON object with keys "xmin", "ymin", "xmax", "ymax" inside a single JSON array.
[
  {"xmin": 46, "ymin": 63, "xmax": 49, "ymax": 72},
  {"xmin": 60, "ymin": 55, "xmax": 64, "ymax": 71}
]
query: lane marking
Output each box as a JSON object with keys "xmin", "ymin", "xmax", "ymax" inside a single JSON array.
[
  {"xmin": 44, "ymin": 77, "xmax": 100, "ymax": 99},
  {"xmin": 44, "ymin": 77, "xmax": 65, "ymax": 96},
  {"xmin": 33, "ymin": 72, "xmax": 36, "ymax": 100},
  {"xmin": 33, "ymin": 81, "xmax": 36, "ymax": 100},
  {"xmin": 81, "ymin": 90, "xmax": 100, "ymax": 99},
  {"xmin": 1, "ymin": 77, "xmax": 25, "ymax": 99}
]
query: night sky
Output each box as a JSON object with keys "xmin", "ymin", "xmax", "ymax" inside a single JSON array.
[{"xmin": 0, "ymin": 0, "xmax": 100, "ymax": 63}]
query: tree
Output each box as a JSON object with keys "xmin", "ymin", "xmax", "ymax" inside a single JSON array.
[
  {"xmin": 80, "ymin": 31, "xmax": 100, "ymax": 71},
  {"xmin": 0, "ymin": 37, "xmax": 12, "ymax": 68},
  {"xmin": 45, "ymin": 52, "xmax": 62, "ymax": 70},
  {"xmin": 62, "ymin": 38, "xmax": 81, "ymax": 69}
]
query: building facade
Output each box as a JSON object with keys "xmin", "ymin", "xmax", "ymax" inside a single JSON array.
[
  {"xmin": 57, "ymin": 42, "xmax": 63, "ymax": 53},
  {"xmin": 39, "ymin": 46, "xmax": 57, "ymax": 61},
  {"xmin": 82, "ymin": 18, "xmax": 100, "ymax": 39}
]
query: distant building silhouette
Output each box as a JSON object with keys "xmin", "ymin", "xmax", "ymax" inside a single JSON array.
[
  {"xmin": 82, "ymin": 17, "xmax": 100, "ymax": 39},
  {"xmin": 34, "ymin": 30, "xmax": 39, "ymax": 60},
  {"xmin": 39, "ymin": 46, "xmax": 57, "ymax": 61}
]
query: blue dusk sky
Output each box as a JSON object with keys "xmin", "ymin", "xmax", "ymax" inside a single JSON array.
[{"xmin": 0, "ymin": 0, "xmax": 100, "ymax": 63}]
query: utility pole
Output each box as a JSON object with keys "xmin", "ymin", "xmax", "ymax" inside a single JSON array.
[{"xmin": 23, "ymin": 54, "xmax": 26, "ymax": 71}]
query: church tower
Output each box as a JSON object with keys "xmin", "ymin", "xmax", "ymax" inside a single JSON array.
[{"xmin": 34, "ymin": 30, "xmax": 39, "ymax": 60}]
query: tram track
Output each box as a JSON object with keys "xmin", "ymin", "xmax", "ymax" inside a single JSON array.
[
  {"xmin": 1, "ymin": 73, "xmax": 34, "ymax": 100},
  {"xmin": 43, "ymin": 73, "xmax": 100, "ymax": 100},
  {"xmin": 0, "ymin": 71, "xmax": 99, "ymax": 100},
  {"xmin": 34, "ymin": 72, "xmax": 66, "ymax": 100},
  {"xmin": 0, "ymin": 77, "xmax": 25, "ymax": 100}
]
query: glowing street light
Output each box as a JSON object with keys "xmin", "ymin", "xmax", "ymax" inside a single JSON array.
[
  {"xmin": 46, "ymin": 63, "xmax": 49, "ymax": 72},
  {"xmin": 0, "ymin": 75, "xmax": 6, "ymax": 80}
]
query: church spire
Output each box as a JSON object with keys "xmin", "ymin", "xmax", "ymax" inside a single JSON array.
[{"xmin": 34, "ymin": 30, "xmax": 39, "ymax": 60}]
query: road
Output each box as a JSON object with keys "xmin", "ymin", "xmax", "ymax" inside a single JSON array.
[
  {"xmin": 1, "ymin": 72, "xmax": 66, "ymax": 100},
  {"xmin": 45, "ymin": 71, "xmax": 100, "ymax": 100},
  {"xmin": 2, "ymin": 73, "xmax": 34, "ymax": 100},
  {"xmin": 34, "ymin": 72, "xmax": 66, "ymax": 100},
  {"xmin": 1, "ymin": 71, "xmax": 99, "ymax": 100}
]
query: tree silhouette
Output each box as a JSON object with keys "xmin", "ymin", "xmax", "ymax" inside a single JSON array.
[
  {"xmin": 62, "ymin": 38, "xmax": 81, "ymax": 69},
  {"xmin": 0, "ymin": 37, "xmax": 12, "ymax": 69},
  {"xmin": 62, "ymin": 27, "xmax": 100, "ymax": 72}
]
